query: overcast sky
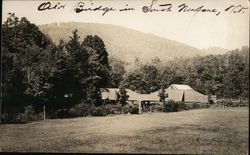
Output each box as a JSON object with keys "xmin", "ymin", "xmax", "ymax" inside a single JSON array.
[{"xmin": 2, "ymin": 0, "xmax": 249, "ymax": 50}]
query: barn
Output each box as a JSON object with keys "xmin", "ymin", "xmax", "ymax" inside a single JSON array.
[{"xmin": 165, "ymin": 84, "xmax": 208, "ymax": 103}]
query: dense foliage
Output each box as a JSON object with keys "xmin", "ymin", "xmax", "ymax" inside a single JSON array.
[
  {"xmin": 2, "ymin": 14, "xmax": 110, "ymax": 121},
  {"xmin": 1, "ymin": 14, "xmax": 248, "ymax": 123},
  {"xmin": 122, "ymin": 49, "xmax": 249, "ymax": 99}
]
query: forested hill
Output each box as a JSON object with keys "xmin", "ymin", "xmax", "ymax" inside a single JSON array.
[
  {"xmin": 202, "ymin": 47, "xmax": 229, "ymax": 55},
  {"xmin": 39, "ymin": 22, "xmax": 206, "ymax": 63}
]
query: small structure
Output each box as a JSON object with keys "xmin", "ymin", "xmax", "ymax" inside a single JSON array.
[{"xmin": 165, "ymin": 84, "xmax": 208, "ymax": 103}]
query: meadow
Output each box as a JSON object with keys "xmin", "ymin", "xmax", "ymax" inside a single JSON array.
[{"xmin": 0, "ymin": 107, "xmax": 248, "ymax": 154}]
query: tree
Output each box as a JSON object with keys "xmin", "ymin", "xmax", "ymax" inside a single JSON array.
[
  {"xmin": 117, "ymin": 87, "xmax": 129, "ymax": 106},
  {"xmin": 122, "ymin": 64, "xmax": 160, "ymax": 93},
  {"xmin": 2, "ymin": 13, "xmax": 55, "ymax": 117},
  {"xmin": 109, "ymin": 57, "xmax": 126, "ymax": 87},
  {"xmin": 158, "ymin": 88, "xmax": 166, "ymax": 102},
  {"xmin": 49, "ymin": 30, "xmax": 91, "ymax": 112},
  {"xmin": 83, "ymin": 35, "xmax": 110, "ymax": 88},
  {"xmin": 82, "ymin": 35, "xmax": 111, "ymax": 106}
]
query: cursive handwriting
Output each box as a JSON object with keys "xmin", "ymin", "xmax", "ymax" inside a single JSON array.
[
  {"xmin": 178, "ymin": 3, "xmax": 220, "ymax": 16},
  {"xmin": 119, "ymin": 4, "xmax": 135, "ymax": 12},
  {"xmin": 38, "ymin": 2, "xmax": 66, "ymax": 11},
  {"xmin": 74, "ymin": 2, "xmax": 116, "ymax": 16},
  {"xmin": 36, "ymin": 1, "xmax": 248, "ymax": 16},
  {"xmin": 142, "ymin": 0, "xmax": 172, "ymax": 13},
  {"xmin": 225, "ymin": 5, "xmax": 248, "ymax": 14}
]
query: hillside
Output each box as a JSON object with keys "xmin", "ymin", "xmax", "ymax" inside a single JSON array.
[
  {"xmin": 202, "ymin": 47, "xmax": 229, "ymax": 55},
  {"xmin": 39, "ymin": 22, "xmax": 206, "ymax": 64}
]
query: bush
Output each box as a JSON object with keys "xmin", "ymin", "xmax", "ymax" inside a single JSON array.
[
  {"xmin": 177, "ymin": 102, "xmax": 188, "ymax": 111},
  {"xmin": 192, "ymin": 103, "xmax": 200, "ymax": 109},
  {"xmin": 123, "ymin": 104, "xmax": 139, "ymax": 114},
  {"xmin": 215, "ymin": 100, "xmax": 248, "ymax": 107},
  {"xmin": 1, "ymin": 105, "xmax": 41, "ymax": 124},
  {"xmin": 150, "ymin": 104, "xmax": 164, "ymax": 112},
  {"xmin": 185, "ymin": 102, "xmax": 210, "ymax": 109},
  {"xmin": 55, "ymin": 108, "xmax": 70, "ymax": 118},
  {"xmin": 163, "ymin": 101, "xmax": 189, "ymax": 112},
  {"xmin": 89, "ymin": 105, "xmax": 110, "ymax": 116},
  {"xmin": 163, "ymin": 100, "xmax": 179, "ymax": 112},
  {"xmin": 68, "ymin": 103, "xmax": 92, "ymax": 117},
  {"xmin": 104, "ymin": 104, "xmax": 123, "ymax": 114},
  {"xmin": 65, "ymin": 103, "xmax": 125, "ymax": 117},
  {"xmin": 1, "ymin": 113, "xmax": 11, "ymax": 123}
]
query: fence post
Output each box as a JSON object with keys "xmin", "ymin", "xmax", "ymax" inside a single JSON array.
[{"xmin": 138, "ymin": 101, "xmax": 142, "ymax": 114}]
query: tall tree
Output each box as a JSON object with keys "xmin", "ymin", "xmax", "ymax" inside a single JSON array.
[{"xmin": 83, "ymin": 35, "xmax": 110, "ymax": 88}]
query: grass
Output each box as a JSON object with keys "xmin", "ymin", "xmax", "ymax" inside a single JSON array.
[{"xmin": 0, "ymin": 107, "xmax": 248, "ymax": 154}]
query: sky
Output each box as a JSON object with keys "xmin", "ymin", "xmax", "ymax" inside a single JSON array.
[{"xmin": 2, "ymin": 0, "xmax": 249, "ymax": 50}]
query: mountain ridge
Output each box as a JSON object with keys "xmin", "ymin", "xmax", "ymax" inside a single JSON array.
[{"xmin": 38, "ymin": 22, "xmax": 207, "ymax": 64}]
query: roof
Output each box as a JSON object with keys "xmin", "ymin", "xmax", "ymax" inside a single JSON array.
[
  {"xmin": 101, "ymin": 88, "xmax": 159, "ymax": 101},
  {"xmin": 126, "ymin": 89, "xmax": 159, "ymax": 101},
  {"xmin": 169, "ymin": 84, "xmax": 192, "ymax": 90}
]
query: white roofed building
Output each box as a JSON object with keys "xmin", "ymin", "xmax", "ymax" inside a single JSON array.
[{"xmin": 165, "ymin": 84, "xmax": 208, "ymax": 103}]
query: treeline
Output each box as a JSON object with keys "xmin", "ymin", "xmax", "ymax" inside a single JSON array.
[{"xmin": 116, "ymin": 48, "xmax": 249, "ymax": 99}]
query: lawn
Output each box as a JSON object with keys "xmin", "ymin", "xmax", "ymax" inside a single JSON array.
[{"xmin": 0, "ymin": 107, "xmax": 248, "ymax": 154}]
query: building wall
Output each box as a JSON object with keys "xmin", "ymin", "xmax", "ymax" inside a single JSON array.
[
  {"xmin": 185, "ymin": 90, "xmax": 208, "ymax": 103},
  {"xmin": 165, "ymin": 88, "xmax": 208, "ymax": 103}
]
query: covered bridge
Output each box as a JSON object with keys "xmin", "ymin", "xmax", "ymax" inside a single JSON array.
[{"xmin": 101, "ymin": 84, "xmax": 208, "ymax": 105}]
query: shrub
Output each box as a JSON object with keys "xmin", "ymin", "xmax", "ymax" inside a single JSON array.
[
  {"xmin": 150, "ymin": 104, "xmax": 164, "ymax": 112},
  {"xmin": 177, "ymin": 102, "xmax": 188, "ymax": 111},
  {"xmin": 23, "ymin": 105, "xmax": 36, "ymax": 122},
  {"xmin": 68, "ymin": 103, "xmax": 92, "ymax": 117},
  {"xmin": 162, "ymin": 101, "xmax": 211, "ymax": 112},
  {"xmin": 89, "ymin": 105, "xmax": 110, "ymax": 116},
  {"xmin": 68, "ymin": 103, "xmax": 124, "ymax": 117},
  {"xmin": 192, "ymin": 103, "xmax": 200, "ymax": 109},
  {"xmin": 104, "ymin": 104, "xmax": 123, "ymax": 115},
  {"xmin": 1, "ymin": 105, "xmax": 41, "ymax": 124},
  {"xmin": 215, "ymin": 100, "xmax": 249, "ymax": 107},
  {"xmin": 185, "ymin": 102, "xmax": 210, "ymax": 109},
  {"xmin": 1, "ymin": 113, "xmax": 11, "ymax": 123},
  {"xmin": 35, "ymin": 112, "xmax": 44, "ymax": 120},
  {"xmin": 123, "ymin": 104, "xmax": 139, "ymax": 114},
  {"xmin": 15, "ymin": 113, "xmax": 26, "ymax": 123},
  {"xmin": 55, "ymin": 108, "xmax": 70, "ymax": 118},
  {"xmin": 163, "ymin": 100, "xmax": 178, "ymax": 112},
  {"xmin": 11, "ymin": 105, "xmax": 37, "ymax": 123}
]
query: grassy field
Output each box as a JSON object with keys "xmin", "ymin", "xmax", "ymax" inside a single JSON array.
[{"xmin": 0, "ymin": 107, "xmax": 248, "ymax": 154}]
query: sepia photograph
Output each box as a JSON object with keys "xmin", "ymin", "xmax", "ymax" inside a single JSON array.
[{"xmin": 0, "ymin": 0, "xmax": 249, "ymax": 154}]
